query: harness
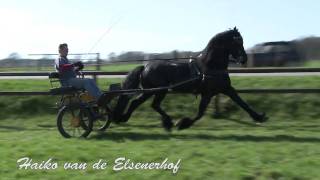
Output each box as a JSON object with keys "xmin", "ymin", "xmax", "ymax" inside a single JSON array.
[
  {"xmin": 188, "ymin": 59, "xmax": 204, "ymax": 94},
  {"xmin": 189, "ymin": 59, "xmax": 202, "ymax": 78},
  {"xmin": 113, "ymin": 59, "xmax": 229, "ymax": 96},
  {"xmin": 188, "ymin": 58, "xmax": 228, "ymax": 82}
]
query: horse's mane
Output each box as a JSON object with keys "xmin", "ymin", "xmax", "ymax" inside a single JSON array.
[
  {"xmin": 198, "ymin": 28, "xmax": 241, "ymax": 66},
  {"xmin": 200, "ymin": 29, "xmax": 238, "ymax": 58}
]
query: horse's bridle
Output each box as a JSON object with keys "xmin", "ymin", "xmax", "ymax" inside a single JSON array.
[{"xmin": 228, "ymin": 54, "xmax": 244, "ymax": 65}]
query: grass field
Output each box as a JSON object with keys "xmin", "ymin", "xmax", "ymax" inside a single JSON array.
[
  {"xmin": 1, "ymin": 76, "xmax": 320, "ymax": 179},
  {"xmin": 303, "ymin": 60, "xmax": 320, "ymax": 68}
]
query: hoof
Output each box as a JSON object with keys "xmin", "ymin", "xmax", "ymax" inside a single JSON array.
[
  {"xmin": 162, "ymin": 120, "xmax": 173, "ymax": 132},
  {"xmin": 112, "ymin": 114, "xmax": 129, "ymax": 124},
  {"xmin": 176, "ymin": 118, "xmax": 194, "ymax": 130},
  {"xmin": 253, "ymin": 112, "xmax": 268, "ymax": 123}
]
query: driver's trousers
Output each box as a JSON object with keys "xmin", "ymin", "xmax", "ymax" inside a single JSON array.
[{"xmin": 62, "ymin": 78, "xmax": 102, "ymax": 100}]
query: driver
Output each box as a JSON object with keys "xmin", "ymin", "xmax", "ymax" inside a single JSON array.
[{"xmin": 55, "ymin": 43, "xmax": 107, "ymax": 106}]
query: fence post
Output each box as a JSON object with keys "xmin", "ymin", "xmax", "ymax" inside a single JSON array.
[
  {"xmin": 94, "ymin": 53, "xmax": 100, "ymax": 83},
  {"xmin": 37, "ymin": 60, "xmax": 41, "ymax": 71},
  {"xmin": 96, "ymin": 53, "xmax": 101, "ymax": 71}
]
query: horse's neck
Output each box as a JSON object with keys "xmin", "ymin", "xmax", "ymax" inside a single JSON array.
[{"xmin": 197, "ymin": 54, "xmax": 229, "ymax": 73}]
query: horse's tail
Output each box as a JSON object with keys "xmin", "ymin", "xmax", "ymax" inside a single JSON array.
[{"xmin": 113, "ymin": 65, "xmax": 144, "ymax": 121}]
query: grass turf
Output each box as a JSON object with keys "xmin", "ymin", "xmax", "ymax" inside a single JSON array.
[{"xmin": 0, "ymin": 76, "xmax": 320, "ymax": 179}]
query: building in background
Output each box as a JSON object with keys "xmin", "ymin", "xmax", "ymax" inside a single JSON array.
[{"xmin": 246, "ymin": 41, "xmax": 301, "ymax": 67}]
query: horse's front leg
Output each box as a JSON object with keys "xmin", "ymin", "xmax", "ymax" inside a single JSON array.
[
  {"xmin": 176, "ymin": 94, "xmax": 213, "ymax": 130},
  {"xmin": 223, "ymin": 86, "xmax": 268, "ymax": 123}
]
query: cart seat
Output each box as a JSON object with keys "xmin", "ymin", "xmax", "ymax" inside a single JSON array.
[
  {"xmin": 48, "ymin": 72, "xmax": 79, "ymax": 95},
  {"xmin": 49, "ymin": 72, "xmax": 60, "ymax": 79}
]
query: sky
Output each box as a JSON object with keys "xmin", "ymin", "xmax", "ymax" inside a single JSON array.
[{"xmin": 0, "ymin": 0, "xmax": 319, "ymax": 59}]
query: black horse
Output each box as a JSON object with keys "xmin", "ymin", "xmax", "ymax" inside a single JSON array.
[{"xmin": 113, "ymin": 27, "xmax": 267, "ymax": 130}]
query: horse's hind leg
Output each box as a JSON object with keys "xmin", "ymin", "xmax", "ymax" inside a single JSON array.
[
  {"xmin": 121, "ymin": 93, "xmax": 153, "ymax": 122},
  {"xmin": 151, "ymin": 91, "xmax": 173, "ymax": 131}
]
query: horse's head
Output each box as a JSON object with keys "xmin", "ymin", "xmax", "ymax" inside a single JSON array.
[
  {"xmin": 200, "ymin": 27, "xmax": 247, "ymax": 68},
  {"xmin": 227, "ymin": 27, "xmax": 247, "ymax": 65}
]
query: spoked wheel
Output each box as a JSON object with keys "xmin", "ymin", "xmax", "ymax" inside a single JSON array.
[
  {"xmin": 92, "ymin": 105, "xmax": 112, "ymax": 131},
  {"xmin": 57, "ymin": 105, "xmax": 93, "ymax": 138}
]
